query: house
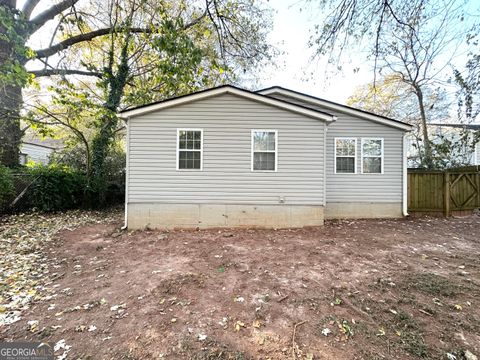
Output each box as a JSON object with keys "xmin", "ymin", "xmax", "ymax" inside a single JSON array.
[
  {"xmin": 118, "ymin": 85, "xmax": 412, "ymax": 229},
  {"xmin": 19, "ymin": 135, "xmax": 64, "ymax": 165},
  {"xmin": 429, "ymin": 123, "xmax": 480, "ymax": 166}
]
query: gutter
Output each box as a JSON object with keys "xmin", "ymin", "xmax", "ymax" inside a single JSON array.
[
  {"xmin": 121, "ymin": 118, "xmax": 130, "ymax": 230},
  {"xmin": 402, "ymin": 133, "xmax": 409, "ymax": 217}
]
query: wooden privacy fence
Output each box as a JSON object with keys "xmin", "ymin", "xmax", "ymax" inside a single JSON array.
[{"xmin": 408, "ymin": 168, "xmax": 480, "ymax": 216}]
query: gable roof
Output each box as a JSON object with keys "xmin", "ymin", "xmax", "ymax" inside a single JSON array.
[
  {"xmin": 118, "ymin": 85, "xmax": 336, "ymax": 122},
  {"xmin": 257, "ymin": 86, "xmax": 413, "ymax": 131}
]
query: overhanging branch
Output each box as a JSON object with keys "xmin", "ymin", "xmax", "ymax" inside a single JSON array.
[
  {"xmin": 34, "ymin": 27, "xmax": 154, "ymax": 58},
  {"xmin": 22, "ymin": 0, "xmax": 42, "ymax": 20},
  {"xmin": 30, "ymin": 68, "xmax": 103, "ymax": 78},
  {"xmin": 29, "ymin": 0, "xmax": 80, "ymax": 32}
]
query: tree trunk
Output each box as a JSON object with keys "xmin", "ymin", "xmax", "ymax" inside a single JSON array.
[
  {"xmin": 89, "ymin": 39, "xmax": 130, "ymax": 206},
  {"xmin": 0, "ymin": 0, "xmax": 23, "ymax": 167},
  {"xmin": 0, "ymin": 85, "xmax": 22, "ymax": 167},
  {"xmin": 414, "ymin": 86, "xmax": 433, "ymax": 168}
]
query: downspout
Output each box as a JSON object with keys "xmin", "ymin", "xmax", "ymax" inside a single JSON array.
[
  {"xmin": 323, "ymin": 122, "xmax": 327, "ymax": 207},
  {"xmin": 324, "ymin": 116, "xmax": 336, "ymax": 207},
  {"xmin": 122, "ymin": 117, "xmax": 130, "ymax": 230},
  {"xmin": 402, "ymin": 133, "xmax": 409, "ymax": 217}
]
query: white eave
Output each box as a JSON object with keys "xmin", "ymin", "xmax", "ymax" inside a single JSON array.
[
  {"xmin": 118, "ymin": 85, "xmax": 337, "ymax": 123},
  {"xmin": 258, "ymin": 87, "xmax": 413, "ymax": 131}
]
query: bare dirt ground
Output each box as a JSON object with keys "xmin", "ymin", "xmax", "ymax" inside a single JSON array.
[{"xmin": 1, "ymin": 211, "xmax": 479, "ymax": 360}]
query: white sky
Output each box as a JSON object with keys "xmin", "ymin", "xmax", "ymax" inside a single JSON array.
[
  {"xmin": 257, "ymin": 0, "xmax": 373, "ymax": 103},
  {"xmin": 21, "ymin": 0, "xmax": 474, "ymax": 105}
]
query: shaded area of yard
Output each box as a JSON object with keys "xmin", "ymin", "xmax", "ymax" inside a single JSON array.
[{"xmin": 1, "ymin": 212, "xmax": 479, "ymax": 359}]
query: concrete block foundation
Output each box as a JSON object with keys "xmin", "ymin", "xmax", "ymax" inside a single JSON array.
[
  {"xmin": 127, "ymin": 203, "xmax": 325, "ymax": 229},
  {"xmin": 325, "ymin": 202, "xmax": 403, "ymax": 219}
]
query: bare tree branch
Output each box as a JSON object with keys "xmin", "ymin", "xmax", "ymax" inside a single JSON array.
[
  {"xmin": 29, "ymin": 0, "xmax": 80, "ymax": 32},
  {"xmin": 21, "ymin": 0, "xmax": 41, "ymax": 20},
  {"xmin": 30, "ymin": 68, "xmax": 103, "ymax": 77}
]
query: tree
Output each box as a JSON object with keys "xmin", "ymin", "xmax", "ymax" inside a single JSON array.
[
  {"xmin": 308, "ymin": 0, "xmax": 468, "ymax": 168},
  {"xmin": 0, "ymin": 0, "xmax": 273, "ymax": 167},
  {"xmin": 22, "ymin": 0, "xmax": 273, "ymax": 205},
  {"xmin": 454, "ymin": 24, "xmax": 480, "ymax": 124},
  {"xmin": 347, "ymin": 75, "xmax": 452, "ymax": 167}
]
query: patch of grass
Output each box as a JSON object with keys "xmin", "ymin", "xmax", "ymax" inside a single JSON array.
[
  {"xmin": 188, "ymin": 339, "xmax": 248, "ymax": 360},
  {"xmin": 393, "ymin": 311, "xmax": 427, "ymax": 358},
  {"xmin": 154, "ymin": 273, "xmax": 208, "ymax": 295},
  {"xmin": 406, "ymin": 273, "xmax": 458, "ymax": 297}
]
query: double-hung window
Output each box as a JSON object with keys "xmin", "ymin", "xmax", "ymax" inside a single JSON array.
[
  {"xmin": 335, "ymin": 138, "xmax": 356, "ymax": 173},
  {"xmin": 252, "ymin": 130, "xmax": 277, "ymax": 171},
  {"xmin": 361, "ymin": 138, "xmax": 383, "ymax": 174},
  {"xmin": 177, "ymin": 129, "xmax": 202, "ymax": 170}
]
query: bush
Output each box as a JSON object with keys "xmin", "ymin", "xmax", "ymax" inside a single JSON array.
[
  {"xmin": 0, "ymin": 165, "xmax": 14, "ymax": 212},
  {"xmin": 27, "ymin": 164, "xmax": 86, "ymax": 212}
]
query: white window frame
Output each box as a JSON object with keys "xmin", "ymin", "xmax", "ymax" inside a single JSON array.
[
  {"xmin": 251, "ymin": 129, "xmax": 278, "ymax": 172},
  {"xmin": 176, "ymin": 128, "xmax": 203, "ymax": 171},
  {"xmin": 334, "ymin": 137, "xmax": 357, "ymax": 174},
  {"xmin": 361, "ymin": 138, "xmax": 384, "ymax": 174}
]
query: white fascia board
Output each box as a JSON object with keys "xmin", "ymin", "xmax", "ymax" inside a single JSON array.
[
  {"xmin": 258, "ymin": 87, "xmax": 413, "ymax": 132},
  {"xmin": 118, "ymin": 86, "xmax": 336, "ymax": 123}
]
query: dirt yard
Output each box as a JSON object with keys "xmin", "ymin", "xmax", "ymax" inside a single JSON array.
[{"xmin": 1, "ymin": 211, "xmax": 479, "ymax": 360}]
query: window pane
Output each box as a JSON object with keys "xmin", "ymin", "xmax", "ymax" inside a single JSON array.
[
  {"xmin": 254, "ymin": 131, "xmax": 275, "ymax": 151},
  {"xmin": 336, "ymin": 157, "xmax": 355, "ymax": 173},
  {"xmin": 254, "ymin": 152, "xmax": 275, "ymax": 170},
  {"xmin": 336, "ymin": 139, "xmax": 355, "ymax": 156},
  {"xmin": 266, "ymin": 132, "xmax": 276, "ymax": 151},
  {"xmin": 179, "ymin": 150, "xmax": 201, "ymax": 169},
  {"xmin": 363, "ymin": 157, "xmax": 381, "ymax": 173},
  {"xmin": 363, "ymin": 139, "xmax": 382, "ymax": 156},
  {"xmin": 179, "ymin": 130, "xmax": 201, "ymax": 150}
]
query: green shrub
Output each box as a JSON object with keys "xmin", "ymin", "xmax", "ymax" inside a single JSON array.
[
  {"xmin": 0, "ymin": 165, "xmax": 14, "ymax": 211},
  {"xmin": 27, "ymin": 164, "xmax": 86, "ymax": 212}
]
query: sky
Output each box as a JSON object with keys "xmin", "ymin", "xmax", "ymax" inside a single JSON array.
[
  {"xmin": 257, "ymin": 0, "xmax": 374, "ymax": 103},
  {"xmin": 21, "ymin": 0, "xmax": 475, "ymax": 105}
]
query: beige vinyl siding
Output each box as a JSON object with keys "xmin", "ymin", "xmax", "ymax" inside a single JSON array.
[
  {"xmin": 127, "ymin": 93, "xmax": 326, "ymax": 205},
  {"xmin": 266, "ymin": 93, "xmax": 405, "ymax": 203}
]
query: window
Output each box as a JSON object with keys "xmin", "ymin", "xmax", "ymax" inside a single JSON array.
[
  {"xmin": 177, "ymin": 129, "xmax": 202, "ymax": 170},
  {"xmin": 335, "ymin": 138, "xmax": 356, "ymax": 173},
  {"xmin": 362, "ymin": 138, "xmax": 383, "ymax": 174},
  {"xmin": 252, "ymin": 130, "xmax": 277, "ymax": 171},
  {"xmin": 19, "ymin": 153, "xmax": 28, "ymax": 165}
]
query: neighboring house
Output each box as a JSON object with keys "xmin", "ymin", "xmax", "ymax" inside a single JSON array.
[
  {"xmin": 429, "ymin": 123, "xmax": 480, "ymax": 166},
  {"xmin": 19, "ymin": 137, "xmax": 64, "ymax": 165},
  {"xmin": 119, "ymin": 85, "xmax": 412, "ymax": 229}
]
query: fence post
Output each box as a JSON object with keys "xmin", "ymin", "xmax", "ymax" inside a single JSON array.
[{"xmin": 444, "ymin": 172, "xmax": 450, "ymax": 217}]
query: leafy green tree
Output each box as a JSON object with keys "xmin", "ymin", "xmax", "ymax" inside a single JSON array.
[
  {"xmin": 22, "ymin": 0, "xmax": 273, "ymax": 205},
  {"xmin": 0, "ymin": 0, "xmax": 273, "ymax": 168}
]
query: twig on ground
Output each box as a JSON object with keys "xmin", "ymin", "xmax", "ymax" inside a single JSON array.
[{"xmin": 292, "ymin": 320, "xmax": 306, "ymax": 359}]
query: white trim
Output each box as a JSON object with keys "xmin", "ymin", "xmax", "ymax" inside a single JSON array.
[
  {"xmin": 258, "ymin": 87, "xmax": 413, "ymax": 131},
  {"xmin": 176, "ymin": 128, "xmax": 203, "ymax": 171},
  {"xmin": 122, "ymin": 119, "xmax": 130, "ymax": 229},
  {"xmin": 334, "ymin": 137, "xmax": 357, "ymax": 174},
  {"xmin": 251, "ymin": 129, "xmax": 278, "ymax": 172},
  {"xmin": 360, "ymin": 138, "xmax": 384, "ymax": 174},
  {"xmin": 402, "ymin": 133, "xmax": 409, "ymax": 216},
  {"xmin": 118, "ymin": 86, "xmax": 336, "ymax": 122}
]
